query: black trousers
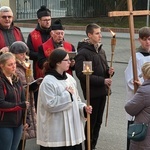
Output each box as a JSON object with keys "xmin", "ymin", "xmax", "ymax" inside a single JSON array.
[
  {"xmin": 84, "ymin": 96, "xmax": 106, "ymax": 150},
  {"xmin": 40, "ymin": 144, "xmax": 82, "ymax": 150},
  {"xmin": 127, "ymin": 120, "xmax": 134, "ymax": 150}
]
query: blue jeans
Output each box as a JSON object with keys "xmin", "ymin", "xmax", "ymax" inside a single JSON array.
[{"xmin": 0, "ymin": 125, "xmax": 23, "ymax": 150}]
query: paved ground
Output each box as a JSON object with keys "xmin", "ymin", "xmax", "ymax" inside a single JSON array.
[{"xmin": 21, "ymin": 28, "xmax": 140, "ymax": 150}]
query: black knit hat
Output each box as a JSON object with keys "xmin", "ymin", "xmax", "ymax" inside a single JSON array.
[
  {"xmin": 37, "ymin": 5, "xmax": 51, "ymax": 19},
  {"xmin": 51, "ymin": 19, "xmax": 64, "ymax": 30},
  {"xmin": 10, "ymin": 41, "xmax": 29, "ymax": 54}
]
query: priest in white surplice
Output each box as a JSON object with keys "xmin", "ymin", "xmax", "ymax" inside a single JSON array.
[{"xmin": 124, "ymin": 26, "xmax": 150, "ymax": 150}]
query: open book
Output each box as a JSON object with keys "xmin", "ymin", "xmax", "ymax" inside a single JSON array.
[{"xmin": 24, "ymin": 77, "xmax": 43, "ymax": 91}]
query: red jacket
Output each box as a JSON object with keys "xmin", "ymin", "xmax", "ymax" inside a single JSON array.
[{"xmin": 40, "ymin": 38, "xmax": 74, "ymax": 75}]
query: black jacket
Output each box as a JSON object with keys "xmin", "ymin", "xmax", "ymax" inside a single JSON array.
[
  {"xmin": 0, "ymin": 73, "xmax": 26, "ymax": 127},
  {"xmin": 75, "ymin": 40, "xmax": 110, "ymax": 99},
  {"xmin": 0, "ymin": 23, "xmax": 25, "ymax": 49}
]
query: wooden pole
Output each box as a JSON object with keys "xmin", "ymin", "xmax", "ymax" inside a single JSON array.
[
  {"xmin": 127, "ymin": 0, "xmax": 138, "ymax": 92},
  {"xmin": 22, "ymin": 64, "xmax": 32, "ymax": 150},
  {"xmin": 105, "ymin": 34, "xmax": 116, "ymax": 127},
  {"xmin": 108, "ymin": 0, "xmax": 150, "ymax": 92},
  {"xmin": 86, "ymin": 74, "xmax": 91, "ymax": 150},
  {"xmin": 82, "ymin": 66, "xmax": 93, "ymax": 150}
]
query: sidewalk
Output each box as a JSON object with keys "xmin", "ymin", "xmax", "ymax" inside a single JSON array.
[
  {"xmin": 20, "ymin": 26, "xmax": 139, "ymax": 150},
  {"xmin": 20, "ymin": 27, "xmax": 139, "ymax": 39}
]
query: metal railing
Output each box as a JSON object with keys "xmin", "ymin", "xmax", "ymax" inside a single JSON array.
[
  {"xmin": 16, "ymin": 0, "xmax": 68, "ymax": 19},
  {"xmin": 16, "ymin": 0, "xmax": 108, "ymax": 20}
]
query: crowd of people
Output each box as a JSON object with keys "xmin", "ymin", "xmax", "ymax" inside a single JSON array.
[{"xmin": 0, "ymin": 4, "xmax": 150, "ymax": 150}]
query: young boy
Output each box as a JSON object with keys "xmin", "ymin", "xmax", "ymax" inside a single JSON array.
[
  {"xmin": 125, "ymin": 26, "xmax": 150, "ymax": 150},
  {"xmin": 75, "ymin": 23, "xmax": 114, "ymax": 150}
]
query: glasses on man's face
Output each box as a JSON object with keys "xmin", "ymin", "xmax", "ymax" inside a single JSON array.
[{"xmin": 1, "ymin": 16, "xmax": 13, "ymax": 19}]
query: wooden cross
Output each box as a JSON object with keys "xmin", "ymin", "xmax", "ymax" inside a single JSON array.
[{"xmin": 108, "ymin": 0, "xmax": 150, "ymax": 92}]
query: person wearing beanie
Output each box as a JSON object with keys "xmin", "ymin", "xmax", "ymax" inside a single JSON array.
[
  {"xmin": 27, "ymin": 5, "xmax": 51, "ymax": 110},
  {"xmin": 0, "ymin": 6, "xmax": 25, "ymax": 53},
  {"xmin": 38, "ymin": 19, "xmax": 76, "ymax": 76},
  {"xmin": 125, "ymin": 26, "xmax": 150, "ymax": 150},
  {"xmin": 10, "ymin": 41, "xmax": 37, "ymax": 150},
  {"xmin": 10, "ymin": 41, "xmax": 29, "ymax": 54}
]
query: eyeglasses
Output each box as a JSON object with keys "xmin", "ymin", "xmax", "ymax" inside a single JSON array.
[
  {"xmin": 41, "ymin": 19, "xmax": 51, "ymax": 22},
  {"xmin": 1, "ymin": 16, "xmax": 13, "ymax": 19},
  {"xmin": 62, "ymin": 59, "xmax": 71, "ymax": 62}
]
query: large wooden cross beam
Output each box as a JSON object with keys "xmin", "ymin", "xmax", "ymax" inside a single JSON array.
[{"xmin": 108, "ymin": 0, "xmax": 150, "ymax": 92}]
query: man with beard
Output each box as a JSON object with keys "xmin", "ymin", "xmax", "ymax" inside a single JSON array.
[
  {"xmin": 27, "ymin": 5, "xmax": 51, "ymax": 110},
  {"xmin": 27, "ymin": 5, "xmax": 51, "ymax": 79}
]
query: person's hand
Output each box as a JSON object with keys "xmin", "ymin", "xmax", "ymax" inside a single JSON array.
[
  {"xmin": 23, "ymin": 123, "xmax": 29, "ymax": 131},
  {"xmin": 25, "ymin": 101, "xmax": 30, "ymax": 109},
  {"xmin": 105, "ymin": 78, "xmax": 112, "ymax": 87},
  {"xmin": 0, "ymin": 47, "xmax": 9, "ymax": 54},
  {"xmin": 70, "ymin": 58, "xmax": 75, "ymax": 67},
  {"xmin": 134, "ymin": 80, "xmax": 142, "ymax": 86},
  {"xmin": 66, "ymin": 86, "xmax": 74, "ymax": 94},
  {"xmin": 108, "ymin": 67, "xmax": 114, "ymax": 76},
  {"xmin": 85, "ymin": 105, "xmax": 92, "ymax": 114}
]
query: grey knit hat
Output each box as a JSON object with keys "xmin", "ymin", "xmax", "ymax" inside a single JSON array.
[{"xmin": 10, "ymin": 41, "xmax": 29, "ymax": 54}]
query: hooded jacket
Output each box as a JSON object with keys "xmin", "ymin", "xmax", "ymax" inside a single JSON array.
[{"xmin": 75, "ymin": 38, "xmax": 110, "ymax": 99}]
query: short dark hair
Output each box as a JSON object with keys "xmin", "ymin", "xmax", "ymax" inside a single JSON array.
[
  {"xmin": 139, "ymin": 27, "xmax": 150, "ymax": 39},
  {"xmin": 43, "ymin": 48, "xmax": 67, "ymax": 74},
  {"xmin": 85, "ymin": 23, "xmax": 101, "ymax": 36}
]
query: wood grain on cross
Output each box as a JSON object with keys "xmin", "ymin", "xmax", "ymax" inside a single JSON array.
[{"xmin": 108, "ymin": 0, "xmax": 150, "ymax": 92}]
